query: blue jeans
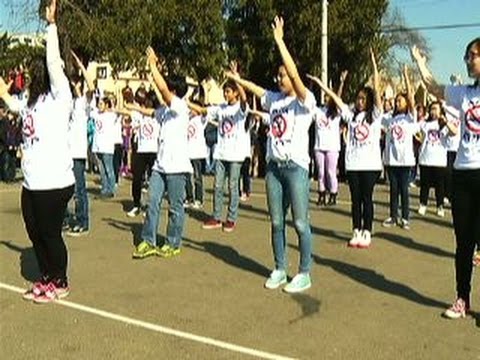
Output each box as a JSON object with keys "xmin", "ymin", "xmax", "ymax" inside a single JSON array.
[
  {"xmin": 141, "ymin": 171, "xmax": 187, "ymax": 249},
  {"xmin": 265, "ymin": 161, "xmax": 313, "ymax": 274},
  {"xmin": 213, "ymin": 160, "xmax": 242, "ymax": 222},
  {"xmin": 185, "ymin": 159, "xmax": 204, "ymax": 203},
  {"xmin": 387, "ymin": 166, "xmax": 411, "ymax": 221},
  {"xmin": 73, "ymin": 159, "xmax": 89, "ymax": 229},
  {"xmin": 97, "ymin": 153, "xmax": 115, "ymax": 195}
]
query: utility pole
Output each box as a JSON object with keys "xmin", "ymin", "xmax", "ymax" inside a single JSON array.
[{"xmin": 321, "ymin": 0, "xmax": 328, "ymax": 102}]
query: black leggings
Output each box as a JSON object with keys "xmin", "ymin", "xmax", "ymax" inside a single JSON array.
[
  {"xmin": 419, "ymin": 165, "xmax": 446, "ymax": 207},
  {"xmin": 21, "ymin": 185, "xmax": 74, "ymax": 283},
  {"xmin": 131, "ymin": 152, "xmax": 156, "ymax": 207},
  {"xmin": 452, "ymin": 169, "xmax": 480, "ymax": 305},
  {"xmin": 347, "ymin": 171, "xmax": 380, "ymax": 231}
]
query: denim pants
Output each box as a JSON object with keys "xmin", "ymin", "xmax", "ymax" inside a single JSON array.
[
  {"xmin": 185, "ymin": 159, "xmax": 204, "ymax": 203},
  {"xmin": 387, "ymin": 166, "xmax": 411, "ymax": 221},
  {"xmin": 73, "ymin": 159, "xmax": 89, "ymax": 229},
  {"xmin": 213, "ymin": 160, "xmax": 242, "ymax": 222},
  {"xmin": 141, "ymin": 170, "xmax": 187, "ymax": 249},
  {"xmin": 97, "ymin": 153, "xmax": 115, "ymax": 195},
  {"xmin": 265, "ymin": 160, "xmax": 313, "ymax": 274}
]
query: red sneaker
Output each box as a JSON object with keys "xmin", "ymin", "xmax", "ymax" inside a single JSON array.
[
  {"xmin": 202, "ymin": 218, "xmax": 222, "ymax": 230},
  {"xmin": 22, "ymin": 281, "xmax": 47, "ymax": 301},
  {"xmin": 443, "ymin": 298, "xmax": 470, "ymax": 319},
  {"xmin": 222, "ymin": 220, "xmax": 236, "ymax": 233},
  {"xmin": 33, "ymin": 282, "xmax": 70, "ymax": 304}
]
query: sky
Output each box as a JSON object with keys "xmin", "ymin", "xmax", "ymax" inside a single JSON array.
[{"xmin": 0, "ymin": 0, "xmax": 479, "ymax": 84}]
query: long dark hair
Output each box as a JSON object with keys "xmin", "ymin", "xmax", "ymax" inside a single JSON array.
[
  {"xmin": 355, "ymin": 86, "xmax": 375, "ymax": 124},
  {"xmin": 325, "ymin": 96, "xmax": 339, "ymax": 119},
  {"xmin": 465, "ymin": 37, "xmax": 480, "ymax": 85},
  {"xmin": 392, "ymin": 93, "xmax": 408, "ymax": 117},
  {"xmin": 27, "ymin": 54, "xmax": 50, "ymax": 108}
]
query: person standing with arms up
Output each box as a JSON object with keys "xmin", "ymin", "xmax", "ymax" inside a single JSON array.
[
  {"xmin": 0, "ymin": 0, "xmax": 75, "ymax": 303},
  {"xmin": 226, "ymin": 16, "xmax": 316, "ymax": 293}
]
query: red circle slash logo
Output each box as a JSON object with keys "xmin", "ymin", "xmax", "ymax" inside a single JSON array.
[
  {"xmin": 391, "ymin": 124, "xmax": 405, "ymax": 141},
  {"xmin": 465, "ymin": 104, "xmax": 480, "ymax": 135},
  {"xmin": 23, "ymin": 114, "xmax": 35, "ymax": 138},
  {"xmin": 271, "ymin": 114, "xmax": 287, "ymax": 138},
  {"xmin": 142, "ymin": 123, "xmax": 154, "ymax": 138},
  {"xmin": 187, "ymin": 124, "xmax": 196, "ymax": 140},
  {"xmin": 220, "ymin": 119, "xmax": 234, "ymax": 136},
  {"xmin": 354, "ymin": 123, "xmax": 370, "ymax": 143}
]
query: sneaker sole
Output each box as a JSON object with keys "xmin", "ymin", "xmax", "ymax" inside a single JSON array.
[
  {"xmin": 222, "ymin": 227, "xmax": 235, "ymax": 233},
  {"xmin": 283, "ymin": 283, "xmax": 311, "ymax": 293},
  {"xmin": 264, "ymin": 278, "xmax": 287, "ymax": 289},
  {"xmin": 132, "ymin": 251, "xmax": 158, "ymax": 259},
  {"xmin": 66, "ymin": 231, "xmax": 89, "ymax": 237},
  {"xmin": 202, "ymin": 225, "xmax": 222, "ymax": 230}
]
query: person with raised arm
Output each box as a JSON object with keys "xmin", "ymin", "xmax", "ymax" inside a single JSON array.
[
  {"xmin": 189, "ymin": 60, "xmax": 250, "ymax": 233},
  {"xmin": 0, "ymin": 0, "xmax": 75, "ymax": 303},
  {"xmin": 65, "ymin": 50, "xmax": 95, "ymax": 236},
  {"xmin": 412, "ymin": 39, "xmax": 480, "ymax": 319},
  {"xmin": 308, "ymin": 48, "xmax": 383, "ymax": 249},
  {"xmin": 132, "ymin": 46, "xmax": 193, "ymax": 259},
  {"xmin": 311, "ymin": 70, "xmax": 348, "ymax": 207},
  {"xmin": 225, "ymin": 16, "xmax": 316, "ymax": 293}
]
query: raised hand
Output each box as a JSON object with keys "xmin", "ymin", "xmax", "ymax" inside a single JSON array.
[
  {"xmin": 370, "ymin": 47, "xmax": 378, "ymax": 71},
  {"xmin": 411, "ymin": 45, "xmax": 426, "ymax": 64},
  {"xmin": 339, "ymin": 70, "xmax": 349, "ymax": 83},
  {"xmin": 271, "ymin": 16, "xmax": 284, "ymax": 42},
  {"xmin": 229, "ymin": 60, "xmax": 239, "ymax": 75},
  {"xmin": 0, "ymin": 77, "xmax": 10, "ymax": 97},
  {"xmin": 146, "ymin": 46, "xmax": 159, "ymax": 68},
  {"xmin": 45, "ymin": 0, "xmax": 57, "ymax": 24}
]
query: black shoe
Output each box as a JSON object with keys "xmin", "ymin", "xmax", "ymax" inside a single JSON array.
[
  {"xmin": 316, "ymin": 191, "xmax": 327, "ymax": 206},
  {"xmin": 327, "ymin": 193, "xmax": 337, "ymax": 206}
]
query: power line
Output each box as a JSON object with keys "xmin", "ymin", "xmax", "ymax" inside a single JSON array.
[{"xmin": 381, "ymin": 22, "xmax": 480, "ymax": 33}]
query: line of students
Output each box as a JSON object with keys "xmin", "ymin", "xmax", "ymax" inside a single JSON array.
[{"xmin": 1, "ymin": 4, "xmax": 479, "ymax": 318}]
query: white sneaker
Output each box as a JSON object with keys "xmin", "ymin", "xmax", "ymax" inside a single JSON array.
[
  {"xmin": 348, "ymin": 229, "xmax": 362, "ymax": 247},
  {"xmin": 437, "ymin": 206, "xmax": 445, "ymax": 218},
  {"xmin": 264, "ymin": 269, "xmax": 287, "ymax": 289},
  {"xmin": 418, "ymin": 205, "xmax": 427, "ymax": 216},
  {"xmin": 127, "ymin": 207, "xmax": 140, "ymax": 218},
  {"xmin": 283, "ymin": 273, "xmax": 311, "ymax": 293},
  {"xmin": 358, "ymin": 230, "xmax": 372, "ymax": 249}
]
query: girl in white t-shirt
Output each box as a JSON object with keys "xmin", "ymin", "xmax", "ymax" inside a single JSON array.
[
  {"xmin": 381, "ymin": 66, "xmax": 419, "ymax": 229},
  {"xmin": 311, "ymin": 71, "xmax": 347, "ymax": 206},
  {"xmin": 308, "ymin": 49, "xmax": 383, "ymax": 249},
  {"xmin": 225, "ymin": 17, "xmax": 316, "ymax": 293},
  {"xmin": 0, "ymin": 0, "xmax": 74, "ymax": 303},
  {"xmin": 412, "ymin": 38, "xmax": 479, "ymax": 319},
  {"xmin": 417, "ymin": 102, "xmax": 456, "ymax": 217}
]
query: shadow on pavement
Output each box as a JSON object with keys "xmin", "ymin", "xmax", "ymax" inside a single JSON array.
[
  {"xmin": 375, "ymin": 231, "xmax": 454, "ymax": 259},
  {"xmin": 0, "ymin": 240, "xmax": 40, "ymax": 282},
  {"xmin": 288, "ymin": 293, "xmax": 321, "ymax": 324},
  {"xmin": 102, "ymin": 217, "xmax": 145, "ymax": 246}
]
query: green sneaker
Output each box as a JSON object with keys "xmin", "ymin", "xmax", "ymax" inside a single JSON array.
[
  {"xmin": 132, "ymin": 241, "xmax": 159, "ymax": 259},
  {"xmin": 264, "ymin": 269, "xmax": 287, "ymax": 289},
  {"xmin": 283, "ymin": 273, "xmax": 311, "ymax": 293},
  {"xmin": 157, "ymin": 244, "xmax": 181, "ymax": 258}
]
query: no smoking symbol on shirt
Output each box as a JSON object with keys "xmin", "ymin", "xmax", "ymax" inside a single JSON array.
[
  {"xmin": 354, "ymin": 123, "xmax": 370, "ymax": 143},
  {"xmin": 142, "ymin": 123, "xmax": 154, "ymax": 139},
  {"xmin": 96, "ymin": 119, "xmax": 103, "ymax": 133},
  {"xmin": 427, "ymin": 129, "xmax": 440, "ymax": 143},
  {"xmin": 317, "ymin": 114, "xmax": 330, "ymax": 128},
  {"xmin": 221, "ymin": 119, "xmax": 234, "ymax": 136},
  {"xmin": 271, "ymin": 114, "xmax": 287, "ymax": 138},
  {"xmin": 391, "ymin": 124, "xmax": 405, "ymax": 141},
  {"xmin": 188, "ymin": 124, "xmax": 196, "ymax": 140},
  {"xmin": 23, "ymin": 114, "xmax": 35, "ymax": 138},
  {"xmin": 465, "ymin": 104, "xmax": 480, "ymax": 135}
]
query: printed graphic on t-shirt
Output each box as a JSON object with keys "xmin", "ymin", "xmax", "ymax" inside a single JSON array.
[
  {"xmin": 95, "ymin": 118, "xmax": 104, "ymax": 133},
  {"xmin": 220, "ymin": 118, "xmax": 234, "ymax": 137},
  {"xmin": 465, "ymin": 103, "xmax": 480, "ymax": 135},
  {"xmin": 23, "ymin": 113, "xmax": 39, "ymax": 147},
  {"xmin": 142, "ymin": 123, "xmax": 154, "ymax": 140},
  {"xmin": 390, "ymin": 124, "xmax": 405, "ymax": 142},
  {"xmin": 353, "ymin": 123, "xmax": 370, "ymax": 144},
  {"xmin": 316, "ymin": 113, "xmax": 330, "ymax": 128},
  {"xmin": 271, "ymin": 113, "xmax": 288, "ymax": 138},
  {"xmin": 188, "ymin": 123, "xmax": 196, "ymax": 140},
  {"xmin": 427, "ymin": 129, "xmax": 440, "ymax": 144}
]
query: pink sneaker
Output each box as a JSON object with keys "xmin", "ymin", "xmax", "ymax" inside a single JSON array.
[
  {"xmin": 222, "ymin": 220, "xmax": 236, "ymax": 233},
  {"xmin": 33, "ymin": 282, "xmax": 70, "ymax": 304},
  {"xmin": 22, "ymin": 281, "xmax": 47, "ymax": 301},
  {"xmin": 443, "ymin": 298, "xmax": 469, "ymax": 319},
  {"xmin": 202, "ymin": 218, "xmax": 222, "ymax": 229}
]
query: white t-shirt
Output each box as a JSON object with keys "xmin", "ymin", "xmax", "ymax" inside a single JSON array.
[
  {"xmin": 188, "ymin": 115, "xmax": 208, "ymax": 159},
  {"xmin": 382, "ymin": 112, "xmax": 419, "ymax": 167},
  {"xmin": 313, "ymin": 106, "xmax": 341, "ymax": 152},
  {"xmin": 418, "ymin": 120, "xmax": 448, "ymax": 167},
  {"xmin": 91, "ymin": 110, "xmax": 117, "ymax": 154},
  {"xmin": 445, "ymin": 85, "xmax": 480, "ymax": 169},
  {"xmin": 342, "ymin": 105, "xmax": 383, "ymax": 171},
  {"xmin": 10, "ymin": 25, "xmax": 74, "ymax": 190},
  {"xmin": 207, "ymin": 102, "xmax": 250, "ymax": 162},
  {"xmin": 152, "ymin": 97, "xmax": 193, "ymax": 174},
  {"xmin": 131, "ymin": 111, "xmax": 160, "ymax": 153},
  {"xmin": 68, "ymin": 95, "xmax": 91, "ymax": 160},
  {"xmin": 260, "ymin": 90, "xmax": 316, "ymax": 170}
]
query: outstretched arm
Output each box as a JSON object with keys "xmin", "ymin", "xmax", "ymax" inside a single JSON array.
[
  {"xmin": 370, "ymin": 48, "xmax": 382, "ymax": 112},
  {"xmin": 337, "ymin": 70, "xmax": 348, "ymax": 97},
  {"xmin": 411, "ymin": 45, "xmax": 444, "ymax": 100},
  {"xmin": 402, "ymin": 65, "xmax": 416, "ymax": 114},
  {"xmin": 71, "ymin": 50, "xmax": 95, "ymax": 93},
  {"xmin": 146, "ymin": 46, "xmax": 174, "ymax": 106},
  {"xmin": 228, "ymin": 60, "xmax": 247, "ymax": 110},
  {"xmin": 186, "ymin": 101, "xmax": 208, "ymax": 116},
  {"xmin": 272, "ymin": 16, "xmax": 307, "ymax": 102},
  {"xmin": 225, "ymin": 72, "xmax": 266, "ymax": 99},
  {"xmin": 307, "ymin": 74, "xmax": 346, "ymax": 110}
]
